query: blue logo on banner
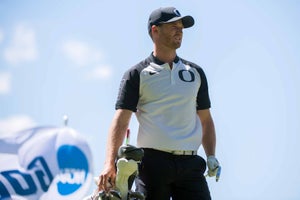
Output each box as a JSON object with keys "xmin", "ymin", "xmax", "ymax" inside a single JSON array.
[{"xmin": 56, "ymin": 145, "xmax": 89, "ymax": 195}]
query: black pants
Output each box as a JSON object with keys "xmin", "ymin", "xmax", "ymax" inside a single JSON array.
[{"xmin": 135, "ymin": 148, "xmax": 211, "ymax": 200}]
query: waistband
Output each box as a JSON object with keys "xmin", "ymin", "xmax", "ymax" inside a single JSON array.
[{"xmin": 143, "ymin": 148, "xmax": 197, "ymax": 156}]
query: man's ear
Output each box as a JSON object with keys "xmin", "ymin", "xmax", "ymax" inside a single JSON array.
[{"xmin": 151, "ymin": 25, "xmax": 159, "ymax": 35}]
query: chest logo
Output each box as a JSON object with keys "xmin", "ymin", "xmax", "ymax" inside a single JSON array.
[
  {"xmin": 178, "ymin": 70, "xmax": 195, "ymax": 82},
  {"xmin": 149, "ymin": 71, "xmax": 157, "ymax": 75}
]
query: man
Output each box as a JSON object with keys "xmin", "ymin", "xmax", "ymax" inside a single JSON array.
[{"xmin": 98, "ymin": 7, "xmax": 220, "ymax": 200}]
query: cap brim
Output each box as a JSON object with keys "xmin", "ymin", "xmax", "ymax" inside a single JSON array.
[{"xmin": 160, "ymin": 15, "xmax": 194, "ymax": 28}]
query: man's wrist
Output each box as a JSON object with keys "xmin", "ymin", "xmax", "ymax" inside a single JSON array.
[{"xmin": 207, "ymin": 155, "xmax": 216, "ymax": 159}]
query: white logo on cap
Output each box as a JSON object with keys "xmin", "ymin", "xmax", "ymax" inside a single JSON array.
[{"xmin": 173, "ymin": 9, "xmax": 181, "ymax": 17}]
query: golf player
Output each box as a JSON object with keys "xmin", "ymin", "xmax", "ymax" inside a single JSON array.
[{"xmin": 98, "ymin": 6, "xmax": 220, "ymax": 200}]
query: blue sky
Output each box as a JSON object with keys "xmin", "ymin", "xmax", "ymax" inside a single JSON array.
[{"xmin": 1, "ymin": 0, "xmax": 300, "ymax": 199}]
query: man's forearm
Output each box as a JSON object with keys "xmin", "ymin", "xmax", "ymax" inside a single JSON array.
[
  {"xmin": 197, "ymin": 109, "xmax": 216, "ymax": 157},
  {"xmin": 104, "ymin": 109, "xmax": 132, "ymax": 165},
  {"xmin": 202, "ymin": 118, "xmax": 216, "ymax": 157}
]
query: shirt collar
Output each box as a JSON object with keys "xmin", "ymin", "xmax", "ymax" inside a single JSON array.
[{"xmin": 150, "ymin": 52, "xmax": 180, "ymax": 65}]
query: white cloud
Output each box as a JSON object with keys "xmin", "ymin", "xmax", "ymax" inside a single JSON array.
[
  {"xmin": 0, "ymin": 72, "xmax": 11, "ymax": 94},
  {"xmin": 0, "ymin": 115, "xmax": 36, "ymax": 136},
  {"xmin": 86, "ymin": 65, "xmax": 113, "ymax": 80},
  {"xmin": 4, "ymin": 24, "xmax": 38, "ymax": 65},
  {"xmin": 62, "ymin": 40, "xmax": 103, "ymax": 66}
]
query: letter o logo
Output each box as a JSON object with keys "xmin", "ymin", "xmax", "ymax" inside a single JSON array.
[{"xmin": 178, "ymin": 70, "xmax": 195, "ymax": 82}]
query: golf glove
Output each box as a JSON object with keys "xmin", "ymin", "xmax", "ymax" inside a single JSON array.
[{"xmin": 207, "ymin": 155, "xmax": 220, "ymax": 179}]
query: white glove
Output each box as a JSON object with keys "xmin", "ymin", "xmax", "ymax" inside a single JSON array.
[{"xmin": 206, "ymin": 155, "xmax": 221, "ymax": 181}]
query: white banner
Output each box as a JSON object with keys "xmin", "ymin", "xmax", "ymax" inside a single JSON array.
[{"xmin": 0, "ymin": 126, "xmax": 93, "ymax": 200}]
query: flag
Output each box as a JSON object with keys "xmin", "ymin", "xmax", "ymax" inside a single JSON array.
[{"xmin": 0, "ymin": 126, "xmax": 93, "ymax": 200}]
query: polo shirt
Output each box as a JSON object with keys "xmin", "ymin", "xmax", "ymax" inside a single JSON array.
[{"xmin": 116, "ymin": 53, "xmax": 211, "ymax": 150}]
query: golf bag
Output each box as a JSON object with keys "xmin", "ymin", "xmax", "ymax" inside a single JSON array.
[{"xmin": 85, "ymin": 144, "xmax": 145, "ymax": 200}]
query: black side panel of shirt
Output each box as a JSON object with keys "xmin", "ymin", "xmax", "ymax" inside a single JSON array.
[{"xmin": 115, "ymin": 58, "xmax": 149, "ymax": 112}]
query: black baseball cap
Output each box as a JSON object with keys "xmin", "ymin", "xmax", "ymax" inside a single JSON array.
[{"xmin": 148, "ymin": 7, "xmax": 194, "ymax": 34}]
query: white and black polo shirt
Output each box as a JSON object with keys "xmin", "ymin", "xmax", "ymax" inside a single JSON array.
[{"xmin": 116, "ymin": 53, "xmax": 211, "ymax": 150}]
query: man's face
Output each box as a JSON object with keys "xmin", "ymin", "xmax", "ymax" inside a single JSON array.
[{"xmin": 156, "ymin": 20, "xmax": 184, "ymax": 49}]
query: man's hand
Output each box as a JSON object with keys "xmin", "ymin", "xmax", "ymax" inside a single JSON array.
[
  {"xmin": 97, "ymin": 163, "xmax": 116, "ymax": 192},
  {"xmin": 206, "ymin": 155, "xmax": 221, "ymax": 181}
]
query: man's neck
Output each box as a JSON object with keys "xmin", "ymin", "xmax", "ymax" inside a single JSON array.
[{"xmin": 153, "ymin": 47, "xmax": 177, "ymax": 67}]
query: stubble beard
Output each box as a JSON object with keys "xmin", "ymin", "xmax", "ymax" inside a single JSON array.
[{"xmin": 173, "ymin": 34, "xmax": 182, "ymax": 49}]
